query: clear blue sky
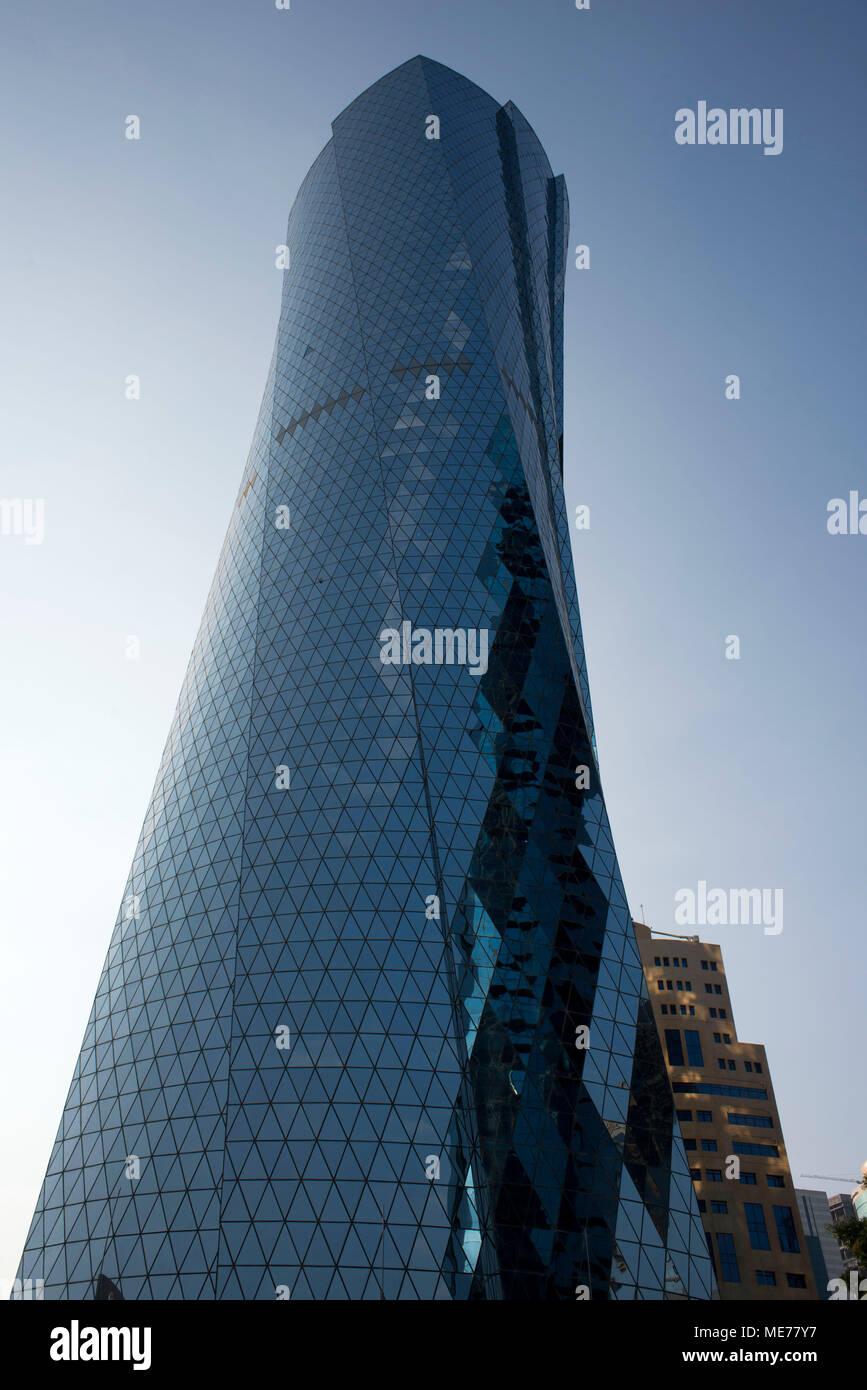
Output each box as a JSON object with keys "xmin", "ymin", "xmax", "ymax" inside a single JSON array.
[{"xmin": 1, "ymin": 0, "xmax": 865, "ymax": 1286}]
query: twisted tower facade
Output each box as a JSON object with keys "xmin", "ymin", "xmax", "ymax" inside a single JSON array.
[{"xmin": 18, "ymin": 57, "xmax": 714, "ymax": 1301}]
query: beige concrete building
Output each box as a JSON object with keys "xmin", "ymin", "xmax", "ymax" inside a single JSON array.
[{"xmin": 634, "ymin": 922, "xmax": 817, "ymax": 1300}]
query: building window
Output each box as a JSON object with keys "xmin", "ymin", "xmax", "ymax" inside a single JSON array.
[
  {"xmin": 672, "ymin": 1082, "xmax": 767, "ymax": 1100},
  {"xmin": 705, "ymin": 984, "xmax": 714, "ymax": 995},
  {"xmin": 716, "ymin": 1232, "xmax": 740, "ymax": 1282},
  {"xmin": 739, "ymin": 1172, "xmax": 758, "ymax": 1186},
  {"xmin": 713, "ymin": 1032, "xmax": 722, "ymax": 1043},
  {"xmin": 756, "ymin": 1270, "xmax": 776, "ymax": 1286},
  {"xmin": 697, "ymin": 1110, "xmax": 712, "ymax": 1122},
  {"xmin": 711, "ymin": 1200, "xmax": 728, "ymax": 1215},
  {"xmin": 767, "ymin": 1175, "xmax": 785, "ymax": 1189},
  {"xmin": 684, "ymin": 1030, "xmax": 704, "ymax": 1067},
  {"xmin": 718, "ymin": 1008, "xmax": 728, "ymax": 1019},
  {"xmin": 690, "ymin": 1168, "xmax": 702, "ymax": 1181},
  {"xmin": 667, "ymin": 980, "xmax": 673, "ymax": 991},
  {"xmin": 744, "ymin": 1061, "xmax": 753, "ymax": 1072},
  {"xmin": 676, "ymin": 980, "xmax": 683, "ymax": 991},
  {"xmin": 734, "ymin": 1142, "xmax": 779, "ymax": 1158},
  {"xmin": 715, "ymin": 985, "xmax": 722, "ymax": 995},
  {"xmin": 697, "ymin": 1199, "xmax": 707, "ymax": 1213},
  {"xmin": 654, "ymin": 956, "xmax": 661, "ymax": 967},
  {"xmin": 689, "ymin": 1005, "xmax": 695, "ymax": 1016},
  {"xmin": 786, "ymin": 1273, "xmax": 807, "ymax": 1289},
  {"xmin": 685, "ymin": 980, "xmax": 692, "ymax": 990},
  {"xmin": 657, "ymin": 980, "xmax": 665, "ymax": 992},
  {"xmin": 710, "ymin": 962, "xmax": 718, "ymax": 971},
  {"xmin": 662, "ymin": 956, "xmax": 669, "ymax": 967},
  {"xmin": 702, "ymin": 961, "xmax": 708, "ymax": 971},
  {"xmin": 728, "ymin": 1113, "xmax": 773, "ymax": 1129},
  {"xmin": 727, "ymin": 1060, "xmax": 736, "ymax": 1071},
  {"xmin": 754, "ymin": 1061, "xmax": 762, "ymax": 1072},
  {"xmin": 665, "ymin": 1029, "xmax": 685, "ymax": 1066},
  {"xmin": 683, "ymin": 1139, "xmax": 697, "ymax": 1150},
  {"xmin": 709, "ymin": 1007, "xmax": 717, "ymax": 1018},
  {"xmin": 660, "ymin": 1004, "xmax": 668, "ymax": 1014},
  {"xmin": 705, "ymin": 1169, "xmax": 723, "ymax": 1182},
  {"xmin": 744, "ymin": 1202, "xmax": 771, "ymax": 1250},
  {"xmin": 701, "ymin": 1139, "xmax": 718, "ymax": 1152},
  {"xmin": 773, "ymin": 1206, "xmax": 800, "ymax": 1254},
  {"xmin": 680, "ymin": 1005, "xmax": 687, "ymax": 1015},
  {"xmin": 722, "ymin": 1033, "xmax": 731, "ymax": 1043},
  {"xmin": 676, "ymin": 1109, "xmax": 692, "ymax": 1122},
  {"xmin": 717, "ymin": 1059, "xmax": 727, "ymax": 1070}
]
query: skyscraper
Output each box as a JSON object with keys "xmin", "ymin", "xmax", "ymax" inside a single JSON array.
[
  {"xmin": 17, "ymin": 57, "xmax": 713, "ymax": 1301},
  {"xmin": 634, "ymin": 923, "xmax": 816, "ymax": 1299},
  {"xmin": 795, "ymin": 1189, "xmax": 837, "ymax": 1297}
]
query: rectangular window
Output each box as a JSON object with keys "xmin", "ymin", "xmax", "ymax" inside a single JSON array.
[
  {"xmin": 683, "ymin": 1138, "xmax": 697, "ymax": 1150},
  {"xmin": 705, "ymin": 1169, "xmax": 723, "ymax": 1182},
  {"xmin": 654, "ymin": 956, "xmax": 661, "ymax": 966},
  {"xmin": 667, "ymin": 980, "xmax": 673, "ymax": 991},
  {"xmin": 676, "ymin": 980, "xmax": 683, "ymax": 991},
  {"xmin": 786, "ymin": 1273, "xmax": 807, "ymax": 1289},
  {"xmin": 711, "ymin": 962, "xmax": 718, "ymax": 971},
  {"xmin": 676, "ymin": 1109, "xmax": 692, "ymax": 1122},
  {"xmin": 756, "ymin": 1270, "xmax": 776, "ymax": 1286},
  {"xmin": 689, "ymin": 1005, "xmax": 695, "ymax": 1015},
  {"xmin": 663, "ymin": 956, "xmax": 669, "ymax": 967},
  {"xmin": 657, "ymin": 980, "xmax": 665, "ymax": 992},
  {"xmin": 713, "ymin": 1032, "xmax": 721, "ymax": 1043},
  {"xmin": 660, "ymin": 1004, "xmax": 668, "ymax": 1014},
  {"xmin": 710, "ymin": 1200, "xmax": 728, "ymax": 1215},
  {"xmin": 680, "ymin": 1005, "xmax": 687, "ymax": 1015},
  {"xmin": 697, "ymin": 1110, "xmax": 712, "ymax": 1122},
  {"xmin": 744, "ymin": 1202, "xmax": 771, "ymax": 1250},
  {"xmin": 728, "ymin": 1113, "xmax": 773, "ymax": 1129},
  {"xmin": 734, "ymin": 1142, "xmax": 779, "ymax": 1158},
  {"xmin": 701, "ymin": 1139, "xmax": 718, "ymax": 1152},
  {"xmin": 773, "ymin": 1206, "xmax": 800, "ymax": 1253},
  {"xmin": 727, "ymin": 1060, "xmax": 736, "ymax": 1071},
  {"xmin": 697, "ymin": 1199, "xmax": 707, "ymax": 1213},
  {"xmin": 716, "ymin": 1232, "xmax": 740, "ymax": 1282},
  {"xmin": 671, "ymin": 1082, "xmax": 768, "ymax": 1100},
  {"xmin": 684, "ymin": 1030, "xmax": 704, "ymax": 1067},
  {"xmin": 702, "ymin": 961, "xmax": 708, "ymax": 971},
  {"xmin": 754, "ymin": 1061, "xmax": 761, "ymax": 1072},
  {"xmin": 722, "ymin": 1033, "xmax": 731, "ymax": 1043},
  {"xmin": 690, "ymin": 1168, "xmax": 701, "ymax": 1181},
  {"xmin": 665, "ymin": 1029, "xmax": 685, "ymax": 1066},
  {"xmin": 715, "ymin": 985, "xmax": 722, "ymax": 995},
  {"xmin": 739, "ymin": 1172, "xmax": 757, "ymax": 1186},
  {"xmin": 705, "ymin": 984, "xmax": 713, "ymax": 994},
  {"xmin": 744, "ymin": 1061, "xmax": 753, "ymax": 1072},
  {"xmin": 685, "ymin": 980, "xmax": 692, "ymax": 990},
  {"xmin": 719, "ymin": 1008, "xmax": 728, "ymax": 1019},
  {"xmin": 717, "ymin": 1059, "xmax": 727, "ymax": 1070},
  {"xmin": 767, "ymin": 1175, "xmax": 784, "ymax": 1189},
  {"xmin": 709, "ymin": 1007, "xmax": 717, "ymax": 1018}
]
